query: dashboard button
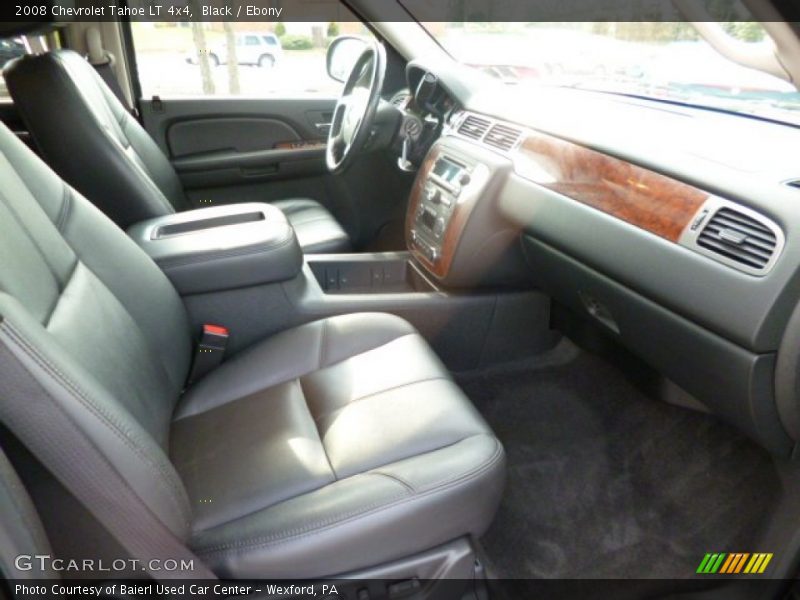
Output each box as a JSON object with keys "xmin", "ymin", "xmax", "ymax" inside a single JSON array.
[
  {"xmin": 434, "ymin": 218, "xmax": 446, "ymax": 238},
  {"xmin": 427, "ymin": 187, "xmax": 441, "ymax": 204}
]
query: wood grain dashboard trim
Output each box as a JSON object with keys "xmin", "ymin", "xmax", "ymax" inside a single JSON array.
[
  {"xmin": 274, "ymin": 140, "xmax": 326, "ymax": 150},
  {"xmin": 514, "ymin": 131, "xmax": 708, "ymax": 242}
]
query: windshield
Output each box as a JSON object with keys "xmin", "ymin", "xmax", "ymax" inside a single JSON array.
[{"xmin": 414, "ymin": 22, "xmax": 800, "ymax": 127}]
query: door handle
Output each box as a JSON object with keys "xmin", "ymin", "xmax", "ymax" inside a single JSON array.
[{"xmin": 315, "ymin": 122, "xmax": 332, "ymax": 133}]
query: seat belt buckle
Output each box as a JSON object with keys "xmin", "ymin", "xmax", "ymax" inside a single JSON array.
[{"xmin": 187, "ymin": 324, "xmax": 229, "ymax": 386}]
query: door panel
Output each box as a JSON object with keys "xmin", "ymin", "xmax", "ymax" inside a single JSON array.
[
  {"xmin": 140, "ymin": 97, "xmax": 333, "ymax": 191},
  {"xmin": 167, "ymin": 117, "xmax": 303, "ymax": 157},
  {"xmin": 140, "ymin": 97, "xmax": 335, "ymax": 146}
]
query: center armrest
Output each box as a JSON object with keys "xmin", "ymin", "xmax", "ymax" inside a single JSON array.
[{"xmin": 128, "ymin": 203, "xmax": 302, "ymax": 295}]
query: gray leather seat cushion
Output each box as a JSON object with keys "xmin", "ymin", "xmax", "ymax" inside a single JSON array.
[
  {"xmin": 171, "ymin": 313, "xmax": 505, "ymax": 579},
  {"xmin": 272, "ymin": 198, "xmax": 351, "ymax": 253}
]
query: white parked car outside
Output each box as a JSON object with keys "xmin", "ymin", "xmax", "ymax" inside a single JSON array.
[{"xmin": 186, "ymin": 32, "xmax": 283, "ymax": 68}]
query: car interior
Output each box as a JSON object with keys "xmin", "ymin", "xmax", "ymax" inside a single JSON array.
[{"xmin": 1, "ymin": 1, "xmax": 800, "ymax": 599}]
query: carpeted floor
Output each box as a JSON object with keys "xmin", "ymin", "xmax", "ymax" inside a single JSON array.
[{"xmin": 458, "ymin": 341, "xmax": 781, "ymax": 581}]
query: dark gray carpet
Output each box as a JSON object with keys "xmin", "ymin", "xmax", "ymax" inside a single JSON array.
[{"xmin": 458, "ymin": 342, "xmax": 781, "ymax": 581}]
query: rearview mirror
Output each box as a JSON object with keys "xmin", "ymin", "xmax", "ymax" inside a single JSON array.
[{"xmin": 327, "ymin": 36, "xmax": 368, "ymax": 82}]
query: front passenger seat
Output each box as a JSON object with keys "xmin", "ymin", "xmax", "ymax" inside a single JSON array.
[
  {"xmin": 4, "ymin": 50, "xmax": 351, "ymax": 253},
  {"xmin": 0, "ymin": 120, "xmax": 505, "ymax": 578}
]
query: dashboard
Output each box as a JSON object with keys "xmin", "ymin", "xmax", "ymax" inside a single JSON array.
[{"xmin": 398, "ymin": 59, "xmax": 800, "ymax": 457}]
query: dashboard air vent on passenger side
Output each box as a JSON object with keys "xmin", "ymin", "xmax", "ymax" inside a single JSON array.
[
  {"xmin": 484, "ymin": 123, "xmax": 523, "ymax": 151},
  {"xmin": 697, "ymin": 207, "xmax": 778, "ymax": 271},
  {"xmin": 458, "ymin": 115, "xmax": 492, "ymax": 140}
]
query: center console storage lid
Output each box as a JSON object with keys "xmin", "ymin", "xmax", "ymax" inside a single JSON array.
[{"xmin": 128, "ymin": 203, "xmax": 302, "ymax": 295}]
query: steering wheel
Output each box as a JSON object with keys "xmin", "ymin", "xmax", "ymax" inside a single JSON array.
[{"xmin": 326, "ymin": 41, "xmax": 386, "ymax": 173}]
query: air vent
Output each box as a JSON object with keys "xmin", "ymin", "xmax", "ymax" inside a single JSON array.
[
  {"xmin": 484, "ymin": 123, "xmax": 523, "ymax": 151},
  {"xmin": 458, "ymin": 114, "xmax": 491, "ymax": 140},
  {"xmin": 697, "ymin": 207, "xmax": 778, "ymax": 271}
]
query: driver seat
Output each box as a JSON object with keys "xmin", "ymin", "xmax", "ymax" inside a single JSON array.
[{"xmin": 4, "ymin": 49, "xmax": 351, "ymax": 253}]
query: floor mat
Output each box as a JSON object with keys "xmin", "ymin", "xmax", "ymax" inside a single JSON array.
[{"xmin": 458, "ymin": 341, "xmax": 781, "ymax": 580}]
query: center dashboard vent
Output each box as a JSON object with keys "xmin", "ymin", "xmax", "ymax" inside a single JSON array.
[
  {"xmin": 458, "ymin": 114, "xmax": 491, "ymax": 140},
  {"xmin": 696, "ymin": 207, "xmax": 778, "ymax": 271},
  {"xmin": 484, "ymin": 123, "xmax": 523, "ymax": 151}
]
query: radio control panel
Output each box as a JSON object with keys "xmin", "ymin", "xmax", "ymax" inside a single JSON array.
[
  {"xmin": 406, "ymin": 138, "xmax": 507, "ymax": 284},
  {"xmin": 409, "ymin": 155, "xmax": 473, "ymax": 265}
]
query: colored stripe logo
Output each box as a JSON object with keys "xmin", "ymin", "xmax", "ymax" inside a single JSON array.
[{"xmin": 697, "ymin": 553, "xmax": 773, "ymax": 574}]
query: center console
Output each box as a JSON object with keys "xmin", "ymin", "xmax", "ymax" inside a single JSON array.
[
  {"xmin": 288, "ymin": 252, "xmax": 554, "ymax": 371},
  {"xmin": 128, "ymin": 202, "xmax": 302, "ymax": 295},
  {"xmin": 129, "ymin": 137, "xmax": 552, "ymax": 373}
]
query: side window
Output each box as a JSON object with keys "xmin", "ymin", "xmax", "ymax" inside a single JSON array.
[
  {"xmin": 130, "ymin": 19, "xmax": 373, "ymax": 98},
  {"xmin": 0, "ymin": 36, "xmax": 39, "ymax": 100}
]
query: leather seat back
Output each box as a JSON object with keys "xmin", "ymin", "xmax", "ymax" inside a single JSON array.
[
  {"xmin": 4, "ymin": 50, "xmax": 189, "ymax": 229},
  {"xmin": 0, "ymin": 122, "xmax": 193, "ymax": 536}
]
